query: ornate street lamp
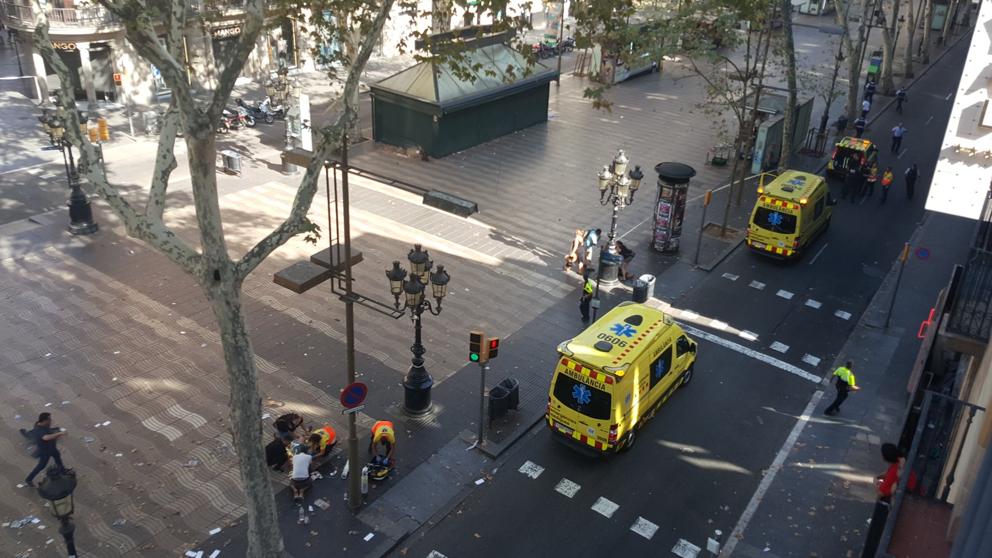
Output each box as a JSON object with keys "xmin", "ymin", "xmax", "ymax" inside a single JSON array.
[
  {"xmin": 37, "ymin": 467, "xmax": 78, "ymax": 557},
  {"xmin": 38, "ymin": 101, "xmax": 98, "ymax": 235},
  {"xmin": 385, "ymin": 244, "xmax": 450, "ymax": 415},
  {"xmin": 595, "ymin": 149, "xmax": 643, "ymax": 286}
]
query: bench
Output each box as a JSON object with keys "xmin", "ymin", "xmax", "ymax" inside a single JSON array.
[{"xmin": 423, "ymin": 189, "xmax": 479, "ymax": 217}]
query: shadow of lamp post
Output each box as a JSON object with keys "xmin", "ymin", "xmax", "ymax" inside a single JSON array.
[{"xmin": 386, "ymin": 246, "xmax": 451, "ymax": 415}]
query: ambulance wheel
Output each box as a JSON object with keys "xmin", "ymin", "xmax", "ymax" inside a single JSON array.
[
  {"xmin": 618, "ymin": 430, "xmax": 636, "ymax": 453},
  {"xmin": 680, "ymin": 365, "xmax": 694, "ymax": 388}
]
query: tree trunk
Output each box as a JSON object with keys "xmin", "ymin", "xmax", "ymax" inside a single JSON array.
[
  {"xmin": 779, "ymin": 0, "xmax": 798, "ymax": 169},
  {"xmin": 920, "ymin": 0, "xmax": 933, "ymax": 63},
  {"xmin": 940, "ymin": 0, "xmax": 960, "ymax": 44},
  {"xmin": 879, "ymin": 0, "xmax": 901, "ymax": 96},
  {"xmin": 186, "ymin": 132, "xmax": 282, "ymax": 557},
  {"xmin": 432, "ymin": 0, "xmax": 453, "ymax": 33},
  {"xmin": 208, "ymin": 282, "xmax": 284, "ymax": 558},
  {"xmin": 832, "ymin": 0, "xmax": 860, "ymax": 126},
  {"xmin": 903, "ymin": 0, "xmax": 916, "ymax": 78}
]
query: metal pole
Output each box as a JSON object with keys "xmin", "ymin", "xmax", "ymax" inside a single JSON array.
[
  {"xmin": 884, "ymin": 243, "xmax": 910, "ymax": 328},
  {"xmin": 477, "ymin": 362, "xmax": 488, "ymax": 445},
  {"xmin": 60, "ymin": 517, "xmax": 77, "ymax": 557},
  {"xmin": 65, "ymin": 142, "xmax": 98, "ymax": 235},
  {"xmin": 693, "ymin": 191, "xmax": 712, "ymax": 266},
  {"xmin": 555, "ymin": 0, "xmax": 565, "ymax": 85},
  {"xmin": 341, "ymin": 134, "xmax": 362, "ymax": 512}
]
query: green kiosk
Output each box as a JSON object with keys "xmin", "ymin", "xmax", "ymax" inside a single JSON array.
[{"xmin": 369, "ymin": 27, "xmax": 558, "ymax": 158}]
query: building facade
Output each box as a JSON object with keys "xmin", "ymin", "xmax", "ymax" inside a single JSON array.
[{"xmin": 0, "ymin": 0, "xmax": 542, "ymax": 108}]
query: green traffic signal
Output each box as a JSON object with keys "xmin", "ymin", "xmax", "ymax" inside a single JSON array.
[{"xmin": 470, "ymin": 353, "xmax": 480, "ymax": 362}]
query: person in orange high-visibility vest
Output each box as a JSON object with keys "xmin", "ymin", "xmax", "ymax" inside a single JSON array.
[
  {"xmin": 306, "ymin": 425, "xmax": 336, "ymax": 458},
  {"xmin": 880, "ymin": 167, "xmax": 894, "ymax": 204},
  {"xmin": 368, "ymin": 421, "xmax": 395, "ymax": 466}
]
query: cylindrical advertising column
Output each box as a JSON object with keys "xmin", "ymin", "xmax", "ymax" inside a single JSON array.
[{"xmin": 652, "ymin": 162, "xmax": 696, "ymax": 253}]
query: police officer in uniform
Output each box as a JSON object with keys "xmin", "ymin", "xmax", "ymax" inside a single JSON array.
[{"xmin": 825, "ymin": 361, "xmax": 860, "ymax": 415}]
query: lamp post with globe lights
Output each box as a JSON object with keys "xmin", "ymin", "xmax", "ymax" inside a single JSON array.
[
  {"xmin": 386, "ymin": 244, "xmax": 451, "ymax": 415},
  {"xmin": 595, "ymin": 149, "xmax": 644, "ymax": 286},
  {"xmin": 37, "ymin": 467, "xmax": 78, "ymax": 557}
]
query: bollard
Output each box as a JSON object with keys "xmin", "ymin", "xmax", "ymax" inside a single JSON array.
[{"xmin": 98, "ymin": 117, "xmax": 109, "ymax": 141}]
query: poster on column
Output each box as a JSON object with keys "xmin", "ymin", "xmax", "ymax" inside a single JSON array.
[{"xmin": 654, "ymin": 199, "xmax": 672, "ymax": 251}]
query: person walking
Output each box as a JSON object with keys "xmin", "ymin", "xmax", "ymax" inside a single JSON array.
[
  {"xmin": 880, "ymin": 166, "xmax": 895, "ymax": 203},
  {"xmin": 581, "ymin": 228, "xmax": 601, "ymax": 274},
  {"xmin": 895, "ymin": 88, "xmax": 908, "ymax": 114},
  {"xmin": 891, "ymin": 124, "xmax": 907, "ymax": 153},
  {"xmin": 904, "ymin": 163, "xmax": 919, "ymax": 199},
  {"xmin": 861, "ymin": 98, "xmax": 871, "ymax": 118},
  {"xmin": 22, "ymin": 412, "xmax": 68, "ymax": 486},
  {"xmin": 579, "ymin": 280, "xmax": 594, "ymax": 323},
  {"xmin": 864, "ymin": 80, "xmax": 877, "ymax": 103},
  {"xmin": 854, "ymin": 116, "xmax": 867, "ymax": 138},
  {"xmin": 824, "ymin": 361, "xmax": 860, "ymax": 415}
]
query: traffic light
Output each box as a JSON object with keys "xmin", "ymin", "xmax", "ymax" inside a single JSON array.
[
  {"xmin": 469, "ymin": 330, "xmax": 485, "ymax": 363},
  {"xmin": 487, "ymin": 337, "xmax": 500, "ymax": 360}
]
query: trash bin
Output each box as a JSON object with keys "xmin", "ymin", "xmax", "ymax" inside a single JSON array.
[
  {"xmin": 488, "ymin": 385, "xmax": 510, "ymax": 425},
  {"xmin": 498, "ymin": 378, "xmax": 519, "ymax": 410},
  {"xmin": 221, "ymin": 149, "xmax": 242, "ymax": 175},
  {"xmin": 639, "ymin": 274, "xmax": 656, "ymax": 300},
  {"xmin": 142, "ymin": 111, "xmax": 159, "ymax": 136},
  {"xmin": 632, "ymin": 279, "xmax": 648, "ymax": 303}
]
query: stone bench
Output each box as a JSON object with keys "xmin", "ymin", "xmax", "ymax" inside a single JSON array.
[{"xmin": 423, "ymin": 189, "xmax": 479, "ymax": 217}]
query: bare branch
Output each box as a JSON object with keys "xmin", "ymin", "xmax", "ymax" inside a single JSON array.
[
  {"xmin": 165, "ymin": 0, "xmax": 187, "ymax": 65},
  {"xmin": 234, "ymin": 0, "xmax": 397, "ymax": 281},
  {"xmin": 146, "ymin": 100, "xmax": 181, "ymax": 223},
  {"xmin": 206, "ymin": 0, "xmax": 265, "ymax": 122},
  {"xmin": 96, "ymin": 0, "xmax": 197, "ymax": 112},
  {"xmin": 33, "ymin": 18, "xmax": 203, "ymax": 277}
]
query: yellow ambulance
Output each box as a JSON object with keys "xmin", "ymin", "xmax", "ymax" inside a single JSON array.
[
  {"xmin": 546, "ymin": 302, "xmax": 697, "ymax": 453},
  {"xmin": 745, "ymin": 170, "xmax": 833, "ymax": 259}
]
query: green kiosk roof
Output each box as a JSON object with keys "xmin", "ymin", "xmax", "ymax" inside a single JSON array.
[{"xmin": 370, "ymin": 43, "xmax": 558, "ymax": 113}]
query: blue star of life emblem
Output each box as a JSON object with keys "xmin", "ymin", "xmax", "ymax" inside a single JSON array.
[
  {"xmin": 572, "ymin": 384, "xmax": 592, "ymax": 405},
  {"xmin": 767, "ymin": 212, "xmax": 784, "ymax": 226},
  {"xmin": 610, "ymin": 323, "xmax": 637, "ymax": 338}
]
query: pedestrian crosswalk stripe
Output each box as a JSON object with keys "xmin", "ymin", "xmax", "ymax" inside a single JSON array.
[
  {"xmin": 776, "ymin": 289, "xmax": 794, "ymax": 300},
  {"xmin": 555, "ymin": 478, "xmax": 581, "ymax": 498},
  {"xmin": 749, "ymin": 280, "xmax": 766, "ymax": 290},
  {"xmin": 591, "ymin": 496, "xmax": 619, "ymax": 518},
  {"xmin": 835, "ymin": 310, "xmax": 852, "ymax": 320},
  {"xmin": 672, "ymin": 538, "xmax": 702, "ymax": 558},
  {"xmin": 721, "ymin": 273, "xmax": 740, "ymax": 281},
  {"xmin": 770, "ymin": 341, "xmax": 789, "ymax": 353},
  {"xmin": 805, "ymin": 299, "xmax": 822, "ymax": 309},
  {"xmin": 629, "ymin": 516, "xmax": 659, "ymax": 540},
  {"xmin": 802, "ymin": 354, "xmax": 822, "ymax": 367},
  {"xmin": 518, "ymin": 460, "xmax": 544, "ymax": 479}
]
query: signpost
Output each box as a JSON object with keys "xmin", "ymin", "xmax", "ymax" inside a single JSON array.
[{"xmin": 340, "ymin": 382, "xmax": 368, "ymax": 409}]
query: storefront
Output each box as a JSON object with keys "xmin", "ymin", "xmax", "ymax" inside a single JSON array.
[
  {"xmin": 44, "ymin": 40, "xmax": 115, "ymax": 102},
  {"xmin": 210, "ymin": 24, "xmax": 242, "ymax": 73}
]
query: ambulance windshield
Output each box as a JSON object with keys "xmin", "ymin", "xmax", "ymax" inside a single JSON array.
[
  {"xmin": 552, "ymin": 373, "xmax": 611, "ymax": 420},
  {"xmin": 754, "ymin": 207, "xmax": 797, "ymax": 234}
]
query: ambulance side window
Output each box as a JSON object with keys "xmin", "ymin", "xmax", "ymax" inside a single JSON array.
[
  {"xmin": 650, "ymin": 345, "xmax": 673, "ymax": 389},
  {"xmin": 814, "ymin": 196, "xmax": 824, "ymax": 220}
]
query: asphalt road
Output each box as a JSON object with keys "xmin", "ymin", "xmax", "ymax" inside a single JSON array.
[{"xmin": 392, "ymin": 36, "xmax": 967, "ymax": 558}]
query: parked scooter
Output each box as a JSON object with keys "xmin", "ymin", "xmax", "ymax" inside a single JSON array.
[
  {"xmin": 236, "ymin": 98, "xmax": 273, "ymax": 124},
  {"xmin": 219, "ymin": 107, "xmax": 255, "ymax": 133}
]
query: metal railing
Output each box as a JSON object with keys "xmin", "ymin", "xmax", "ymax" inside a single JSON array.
[
  {"xmin": 0, "ymin": 2, "xmax": 119, "ymax": 28},
  {"xmin": 945, "ymin": 185, "xmax": 992, "ymax": 343},
  {"xmin": 875, "ymin": 391, "xmax": 987, "ymax": 557}
]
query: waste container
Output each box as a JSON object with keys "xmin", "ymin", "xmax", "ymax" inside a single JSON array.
[
  {"xmin": 142, "ymin": 111, "xmax": 158, "ymax": 136},
  {"xmin": 221, "ymin": 149, "xmax": 242, "ymax": 175},
  {"xmin": 639, "ymin": 274, "xmax": 656, "ymax": 300},
  {"xmin": 488, "ymin": 385, "xmax": 510, "ymax": 425},
  {"xmin": 498, "ymin": 378, "xmax": 519, "ymax": 410}
]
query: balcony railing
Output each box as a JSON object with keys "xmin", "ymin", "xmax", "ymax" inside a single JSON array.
[{"xmin": 0, "ymin": 2, "xmax": 119, "ymax": 29}]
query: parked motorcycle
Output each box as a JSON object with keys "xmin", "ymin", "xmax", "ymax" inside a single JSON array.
[
  {"xmin": 236, "ymin": 98, "xmax": 273, "ymax": 124},
  {"xmin": 219, "ymin": 107, "xmax": 255, "ymax": 133}
]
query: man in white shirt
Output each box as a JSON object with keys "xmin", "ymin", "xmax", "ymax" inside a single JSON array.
[
  {"xmin": 862, "ymin": 98, "xmax": 871, "ymax": 117},
  {"xmin": 290, "ymin": 447, "xmax": 313, "ymax": 503},
  {"xmin": 891, "ymin": 124, "xmax": 907, "ymax": 153}
]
